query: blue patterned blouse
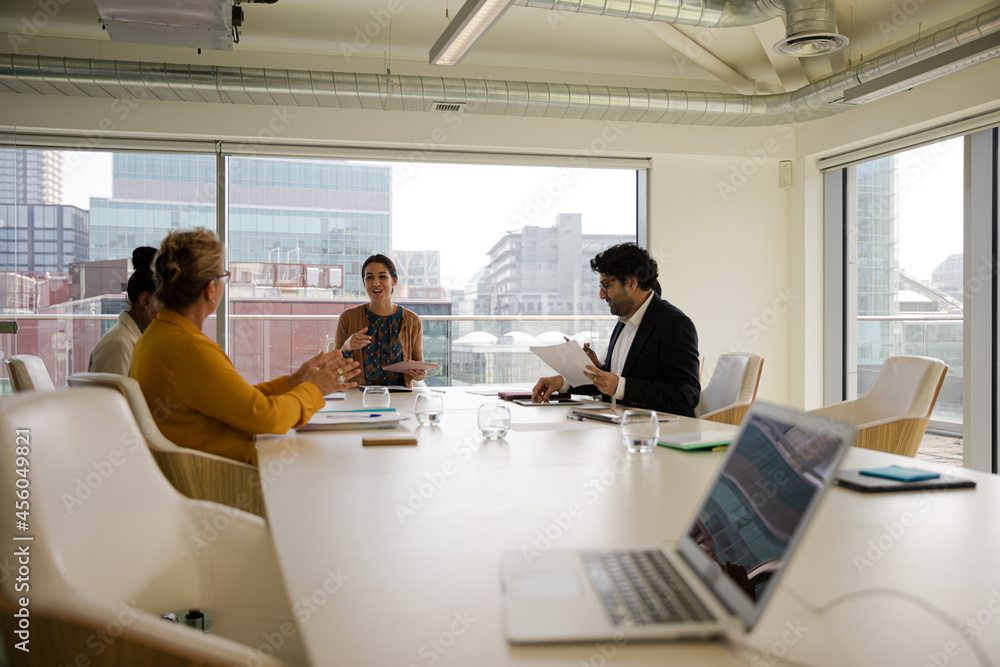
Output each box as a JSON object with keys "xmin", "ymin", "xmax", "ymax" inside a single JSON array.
[{"xmin": 363, "ymin": 306, "xmax": 404, "ymax": 385}]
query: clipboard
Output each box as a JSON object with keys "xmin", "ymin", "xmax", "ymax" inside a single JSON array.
[{"xmin": 529, "ymin": 341, "xmax": 594, "ymax": 387}]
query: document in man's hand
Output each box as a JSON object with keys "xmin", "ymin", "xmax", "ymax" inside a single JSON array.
[
  {"xmin": 297, "ymin": 409, "xmax": 407, "ymax": 432},
  {"xmin": 529, "ymin": 340, "xmax": 594, "ymax": 387}
]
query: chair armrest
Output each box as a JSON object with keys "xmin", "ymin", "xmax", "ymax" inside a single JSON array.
[
  {"xmin": 151, "ymin": 450, "xmax": 266, "ymax": 519},
  {"xmin": 852, "ymin": 417, "xmax": 931, "ymax": 457},
  {"xmin": 0, "ymin": 588, "xmax": 292, "ymax": 666},
  {"xmin": 699, "ymin": 403, "xmax": 750, "ymax": 427}
]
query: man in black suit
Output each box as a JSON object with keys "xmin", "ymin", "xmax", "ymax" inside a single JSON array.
[{"xmin": 531, "ymin": 243, "xmax": 701, "ymax": 417}]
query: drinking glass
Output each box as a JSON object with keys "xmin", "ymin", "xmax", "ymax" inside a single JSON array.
[
  {"xmin": 620, "ymin": 409, "xmax": 659, "ymax": 453},
  {"xmin": 414, "ymin": 393, "xmax": 444, "ymax": 426},
  {"xmin": 362, "ymin": 385, "xmax": 391, "ymax": 409},
  {"xmin": 478, "ymin": 403, "xmax": 511, "ymax": 439}
]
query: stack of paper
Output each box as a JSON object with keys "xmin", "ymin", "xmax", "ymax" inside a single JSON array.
[{"xmin": 298, "ymin": 409, "xmax": 407, "ymax": 432}]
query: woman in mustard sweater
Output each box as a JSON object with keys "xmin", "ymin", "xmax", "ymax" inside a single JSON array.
[
  {"xmin": 334, "ymin": 254, "xmax": 426, "ymax": 388},
  {"xmin": 131, "ymin": 228, "xmax": 360, "ymax": 465}
]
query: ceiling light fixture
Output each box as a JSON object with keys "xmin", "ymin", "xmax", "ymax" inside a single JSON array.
[
  {"xmin": 429, "ymin": 0, "xmax": 514, "ymax": 66},
  {"xmin": 843, "ymin": 30, "xmax": 1000, "ymax": 104}
]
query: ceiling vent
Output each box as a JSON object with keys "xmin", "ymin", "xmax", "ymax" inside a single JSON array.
[
  {"xmin": 430, "ymin": 101, "xmax": 467, "ymax": 113},
  {"xmin": 774, "ymin": 0, "xmax": 848, "ymax": 57}
]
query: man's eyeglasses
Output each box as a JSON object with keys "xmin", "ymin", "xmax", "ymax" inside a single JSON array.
[
  {"xmin": 205, "ymin": 271, "xmax": 231, "ymax": 288},
  {"xmin": 598, "ymin": 279, "xmax": 617, "ymax": 293}
]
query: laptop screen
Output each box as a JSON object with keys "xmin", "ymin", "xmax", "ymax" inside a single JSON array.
[{"xmin": 678, "ymin": 403, "xmax": 851, "ymax": 628}]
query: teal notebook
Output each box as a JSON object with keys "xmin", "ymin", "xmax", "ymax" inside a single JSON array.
[{"xmin": 658, "ymin": 430, "xmax": 738, "ymax": 451}]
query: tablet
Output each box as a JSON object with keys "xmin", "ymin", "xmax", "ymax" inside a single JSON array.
[{"xmin": 834, "ymin": 469, "xmax": 976, "ymax": 493}]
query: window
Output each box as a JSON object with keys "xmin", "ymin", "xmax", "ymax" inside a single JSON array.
[{"xmin": 2, "ymin": 146, "xmax": 643, "ymax": 392}]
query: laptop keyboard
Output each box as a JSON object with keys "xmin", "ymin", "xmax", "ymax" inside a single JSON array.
[{"xmin": 581, "ymin": 550, "xmax": 715, "ymax": 625}]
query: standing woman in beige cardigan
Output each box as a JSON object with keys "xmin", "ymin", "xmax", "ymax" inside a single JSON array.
[{"xmin": 334, "ymin": 254, "xmax": 427, "ymax": 388}]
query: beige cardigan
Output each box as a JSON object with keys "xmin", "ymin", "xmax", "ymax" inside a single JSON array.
[{"xmin": 334, "ymin": 304, "xmax": 424, "ymax": 388}]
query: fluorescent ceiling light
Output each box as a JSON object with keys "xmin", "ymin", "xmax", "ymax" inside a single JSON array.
[
  {"xmin": 843, "ymin": 31, "xmax": 1000, "ymax": 104},
  {"xmin": 429, "ymin": 0, "xmax": 514, "ymax": 66}
]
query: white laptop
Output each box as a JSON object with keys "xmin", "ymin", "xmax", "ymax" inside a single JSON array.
[{"xmin": 500, "ymin": 402, "xmax": 855, "ymax": 643}]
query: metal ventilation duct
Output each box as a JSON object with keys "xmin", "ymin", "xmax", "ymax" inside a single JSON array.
[
  {"xmin": 0, "ymin": 6, "xmax": 997, "ymax": 128},
  {"xmin": 774, "ymin": 0, "xmax": 847, "ymax": 57},
  {"xmin": 511, "ymin": 0, "xmax": 784, "ymax": 28}
]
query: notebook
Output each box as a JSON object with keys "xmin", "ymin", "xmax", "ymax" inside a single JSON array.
[
  {"xmin": 657, "ymin": 429, "xmax": 738, "ymax": 451},
  {"xmin": 500, "ymin": 402, "xmax": 854, "ymax": 642}
]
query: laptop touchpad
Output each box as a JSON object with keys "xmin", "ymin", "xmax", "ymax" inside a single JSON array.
[{"xmin": 511, "ymin": 571, "xmax": 582, "ymax": 599}]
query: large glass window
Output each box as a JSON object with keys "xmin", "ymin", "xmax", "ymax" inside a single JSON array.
[
  {"xmin": 841, "ymin": 137, "xmax": 964, "ymax": 450},
  {"xmin": 1, "ymin": 147, "xmax": 640, "ymax": 391}
]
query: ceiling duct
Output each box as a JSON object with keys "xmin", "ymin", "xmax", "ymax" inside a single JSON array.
[
  {"xmin": 1, "ymin": 6, "xmax": 997, "ymax": 128},
  {"xmin": 773, "ymin": 0, "xmax": 847, "ymax": 57},
  {"xmin": 511, "ymin": 0, "xmax": 784, "ymax": 28}
]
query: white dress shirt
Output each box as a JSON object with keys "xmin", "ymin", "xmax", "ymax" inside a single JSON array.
[
  {"xmin": 559, "ymin": 290, "xmax": 654, "ymax": 400},
  {"xmin": 88, "ymin": 310, "xmax": 142, "ymax": 375},
  {"xmin": 607, "ymin": 290, "xmax": 654, "ymax": 401}
]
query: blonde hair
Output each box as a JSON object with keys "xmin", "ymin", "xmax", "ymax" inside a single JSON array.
[{"xmin": 153, "ymin": 227, "xmax": 225, "ymax": 310}]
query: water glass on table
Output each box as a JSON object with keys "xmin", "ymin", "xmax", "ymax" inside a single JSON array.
[
  {"xmin": 620, "ymin": 409, "xmax": 659, "ymax": 453},
  {"xmin": 414, "ymin": 393, "xmax": 444, "ymax": 426},
  {"xmin": 363, "ymin": 386, "xmax": 391, "ymax": 409},
  {"xmin": 478, "ymin": 403, "xmax": 511, "ymax": 439}
]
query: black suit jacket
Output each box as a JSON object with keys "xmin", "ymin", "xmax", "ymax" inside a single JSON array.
[{"xmin": 572, "ymin": 293, "xmax": 701, "ymax": 417}]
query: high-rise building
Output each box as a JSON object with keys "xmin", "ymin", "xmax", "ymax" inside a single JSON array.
[
  {"xmin": 0, "ymin": 149, "xmax": 62, "ymax": 204},
  {"xmin": 394, "ymin": 250, "xmax": 442, "ymax": 299},
  {"xmin": 855, "ymin": 156, "xmax": 899, "ymax": 388},
  {"xmin": 477, "ymin": 213, "xmax": 629, "ymax": 318},
  {"xmin": 88, "ymin": 154, "xmax": 392, "ymax": 295},
  {"xmin": 0, "ymin": 149, "xmax": 88, "ymax": 273}
]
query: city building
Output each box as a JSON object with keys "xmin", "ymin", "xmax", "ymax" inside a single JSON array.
[
  {"xmin": 0, "ymin": 149, "xmax": 88, "ymax": 273},
  {"xmin": 88, "ymin": 154, "xmax": 392, "ymax": 296},
  {"xmin": 476, "ymin": 213, "xmax": 629, "ymax": 319}
]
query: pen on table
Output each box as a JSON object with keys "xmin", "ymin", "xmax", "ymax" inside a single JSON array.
[{"xmin": 431, "ymin": 388, "xmax": 446, "ymax": 393}]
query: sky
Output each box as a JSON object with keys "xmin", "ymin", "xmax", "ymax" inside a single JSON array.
[{"xmin": 894, "ymin": 137, "xmax": 964, "ymax": 281}]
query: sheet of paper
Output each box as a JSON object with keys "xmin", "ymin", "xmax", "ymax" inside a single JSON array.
[
  {"xmin": 381, "ymin": 360, "xmax": 438, "ymax": 372},
  {"xmin": 529, "ymin": 340, "xmax": 594, "ymax": 387}
]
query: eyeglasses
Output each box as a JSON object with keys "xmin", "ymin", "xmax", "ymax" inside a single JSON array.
[
  {"xmin": 598, "ymin": 278, "xmax": 617, "ymax": 293},
  {"xmin": 204, "ymin": 271, "xmax": 231, "ymax": 289}
]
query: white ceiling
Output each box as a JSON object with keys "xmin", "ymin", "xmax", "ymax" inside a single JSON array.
[{"xmin": 0, "ymin": 0, "xmax": 997, "ymax": 94}]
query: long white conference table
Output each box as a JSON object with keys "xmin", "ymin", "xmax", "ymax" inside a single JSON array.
[{"xmin": 257, "ymin": 387, "xmax": 1000, "ymax": 667}]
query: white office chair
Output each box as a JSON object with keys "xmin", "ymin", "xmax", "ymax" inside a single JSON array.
[
  {"xmin": 5, "ymin": 354, "xmax": 56, "ymax": 392},
  {"xmin": 0, "ymin": 389, "xmax": 304, "ymax": 666},
  {"xmin": 809, "ymin": 355, "xmax": 948, "ymax": 457},
  {"xmin": 695, "ymin": 353, "xmax": 764, "ymax": 426},
  {"xmin": 67, "ymin": 372, "xmax": 266, "ymax": 519}
]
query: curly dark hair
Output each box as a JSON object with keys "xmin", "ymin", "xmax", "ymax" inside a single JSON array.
[{"xmin": 589, "ymin": 243, "xmax": 659, "ymax": 292}]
